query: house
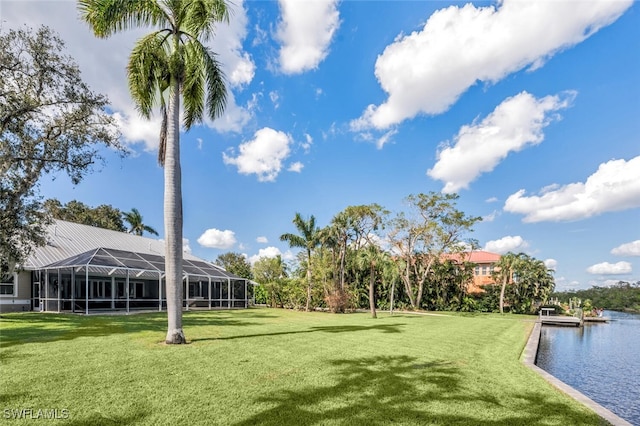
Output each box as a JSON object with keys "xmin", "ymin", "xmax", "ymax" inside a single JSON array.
[
  {"xmin": 0, "ymin": 220, "xmax": 253, "ymax": 314},
  {"xmin": 442, "ymin": 250, "xmax": 502, "ymax": 293}
]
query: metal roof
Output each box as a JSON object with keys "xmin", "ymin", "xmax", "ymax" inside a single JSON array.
[
  {"xmin": 23, "ymin": 220, "xmax": 249, "ymax": 282},
  {"xmin": 43, "ymin": 247, "xmax": 239, "ymax": 281},
  {"xmin": 26, "ymin": 220, "xmax": 217, "ymax": 268}
]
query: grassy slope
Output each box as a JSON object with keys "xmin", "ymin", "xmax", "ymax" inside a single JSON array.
[{"xmin": 0, "ymin": 309, "xmax": 605, "ymax": 425}]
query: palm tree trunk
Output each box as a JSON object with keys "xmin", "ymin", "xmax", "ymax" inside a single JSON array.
[
  {"xmin": 499, "ymin": 275, "xmax": 507, "ymax": 315},
  {"xmin": 305, "ymin": 249, "xmax": 312, "ymax": 312},
  {"xmin": 164, "ymin": 80, "xmax": 186, "ymax": 344},
  {"xmin": 389, "ymin": 277, "xmax": 396, "ymax": 315},
  {"xmin": 369, "ymin": 262, "xmax": 376, "ymax": 318}
]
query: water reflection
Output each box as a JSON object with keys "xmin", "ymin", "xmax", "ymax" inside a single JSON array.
[{"xmin": 536, "ymin": 311, "xmax": 640, "ymax": 425}]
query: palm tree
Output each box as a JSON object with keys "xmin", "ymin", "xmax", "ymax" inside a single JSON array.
[
  {"xmin": 280, "ymin": 213, "xmax": 321, "ymax": 312},
  {"xmin": 123, "ymin": 208, "xmax": 159, "ymax": 236},
  {"xmin": 79, "ymin": 0, "xmax": 229, "ymax": 344},
  {"xmin": 492, "ymin": 252, "xmax": 524, "ymax": 314},
  {"xmin": 356, "ymin": 243, "xmax": 384, "ymax": 319}
]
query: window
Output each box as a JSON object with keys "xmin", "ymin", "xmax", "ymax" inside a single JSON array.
[
  {"xmin": 91, "ymin": 280, "xmax": 108, "ymax": 299},
  {"xmin": 129, "ymin": 282, "xmax": 145, "ymax": 298},
  {"xmin": 0, "ymin": 273, "xmax": 17, "ymax": 296}
]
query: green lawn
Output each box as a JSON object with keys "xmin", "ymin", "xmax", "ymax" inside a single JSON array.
[{"xmin": 0, "ymin": 308, "xmax": 606, "ymax": 425}]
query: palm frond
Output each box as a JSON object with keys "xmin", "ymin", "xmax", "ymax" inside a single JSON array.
[
  {"xmin": 184, "ymin": 0, "xmax": 230, "ymax": 41},
  {"xmin": 182, "ymin": 41, "xmax": 206, "ymax": 129},
  {"xmin": 127, "ymin": 31, "xmax": 169, "ymax": 118},
  {"xmin": 202, "ymin": 45, "xmax": 227, "ymax": 121},
  {"xmin": 78, "ymin": 0, "xmax": 169, "ymax": 38},
  {"xmin": 280, "ymin": 233, "xmax": 306, "ymax": 249}
]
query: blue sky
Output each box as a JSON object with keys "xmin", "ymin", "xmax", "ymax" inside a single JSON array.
[{"xmin": 2, "ymin": 0, "xmax": 639, "ymax": 290}]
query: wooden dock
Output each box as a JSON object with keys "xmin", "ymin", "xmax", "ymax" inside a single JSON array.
[
  {"xmin": 539, "ymin": 307, "xmax": 582, "ymax": 327},
  {"xmin": 539, "ymin": 316, "xmax": 582, "ymax": 326},
  {"xmin": 583, "ymin": 316, "xmax": 610, "ymax": 323}
]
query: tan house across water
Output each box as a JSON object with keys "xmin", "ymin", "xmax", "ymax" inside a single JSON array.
[{"xmin": 443, "ymin": 250, "xmax": 502, "ymax": 294}]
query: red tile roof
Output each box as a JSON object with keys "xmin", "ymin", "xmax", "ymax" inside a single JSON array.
[{"xmin": 442, "ymin": 250, "xmax": 501, "ymax": 264}]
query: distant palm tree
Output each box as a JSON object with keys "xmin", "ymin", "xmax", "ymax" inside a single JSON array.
[
  {"xmin": 492, "ymin": 252, "xmax": 525, "ymax": 314},
  {"xmin": 123, "ymin": 208, "xmax": 159, "ymax": 236},
  {"xmin": 79, "ymin": 0, "xmax": 229, "ymax": 344},
  {"xmin": 280, "ymin": 213, "xmax": 321, "ymax": 312},
  {"xmin": 356, "ymin": 243, "xmax": 384, "ymax": 319}
]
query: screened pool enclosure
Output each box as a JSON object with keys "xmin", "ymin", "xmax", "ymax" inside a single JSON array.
[{"xmin": 35, "ymin": 247, "xmax": 252, "ymax": 314}]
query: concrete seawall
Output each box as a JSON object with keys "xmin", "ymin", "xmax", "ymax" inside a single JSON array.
[{"xmin": 522, "ymin": 321, "xmax": 632, "ymax": 426}]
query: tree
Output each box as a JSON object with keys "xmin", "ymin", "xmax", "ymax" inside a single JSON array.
[
  {"xmin": 356, "ymin": 243, "xmax": 385, "ymax": 318},
  {"xmin": 387, "ymin": 193, "xmax": 481, "ymax": 310},
  {"xmin": 44, "ymin": 199, "xmax": 126, "ymax": 232},
  {"xmin": 509, "ymin": 255, "xmax": 554, "ymax": 314},
  {"xmin": 280, "ymin": 213, "xmax": 321, "ymax": 312},
  {"xmin": 343, "ymin": 204, "xmax": 387, "ymax": 318},
  {"xmin": 122, "ymin": 208, "xmax": 159, "ymax": 236},
  {"xmin": 80, "ymin": 0, "xmax": 229, "ymax": 344},
  {"xmin": 492, "ymin": 252, "xmax": 522, "ymax": 314},
  {"xmin": 215, "ymin": 252, "xmax": 253, "ymax": 280},
  {"xmin": 252, "ymin": 255, "xmax": 288, "ymax": 308},
  {"xmin": 379, "ymin": 253, "xmax": 400, "ymax": 314},
  {"xmin": 1, "ymin": 26, "xmax": 122, "ymax": 275}
]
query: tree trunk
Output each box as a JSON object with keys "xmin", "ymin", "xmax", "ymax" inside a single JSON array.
[
  {"xmin": 400, "ymin": 262, "xmax": 416, "ymax": 308},
  {"xmin": 369, "ymin": 262, "xmax": 377, "ymax": 318},
  {"xmin": 414, "ymin": 258, "xmax": 434, "ymax": 309},
  {"xmin": 389, "ymin": 278, "xmax": 395, "ymax": 315},
  {"xmin": 499, "ymin": 275, "xmax": 507, "ymax": 315},
  {"xmin": 164, "ymin": 80, "xmax": 186, "ymax": 344},
  {"xmin": 305, "ymin": 249, "xmax": 312, "ymax": 312}
]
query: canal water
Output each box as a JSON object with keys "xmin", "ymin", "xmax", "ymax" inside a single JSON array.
[{"xmin": 536, "ymin": 310, "xmax": 640, "ymax": 425}]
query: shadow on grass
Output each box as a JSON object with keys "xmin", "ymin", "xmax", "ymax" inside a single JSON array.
[
  {"xmin": 190, "ymin": 323, "xmax": 405, "ymax": 343},
  {"xmin": 63, "ymin": 410, "xmax": 149, "ymax": 426},
  {"xmin": 0, "ymin": 311, "xmax": 261, "ymax": 348},
  {"xmin": 235, "ymin": 355, "xmax": 604, "ymax": 426}
]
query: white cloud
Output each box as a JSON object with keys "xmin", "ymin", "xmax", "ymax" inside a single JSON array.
[
  {"xmin": 544, "ymin": 259, "xmax": 557, "ymax": 271},
  {"xmin": 554, "ymin": 276, "xmax": 580, "ymax": 291},
  {"xmin": 197, "ymin": 228, "xmax": 237, "ymax": 249},
  {"xmin": 183, "ymin": 238, "xmax": 192, "ymax": 254},
  {"xmin": 504, "ymin": 156, "xmax": 640, "ymax": 222},
  {"xmin": 248, "ymin": 246, "xmax": 294, "ymax": 264},
  {"xmin": 276, "ymin": 0, "xmax": 341, "ymax": 74},
  {"xmin": 375, "ymin": 129, "xmax": 398, "ymax": 150},
  {"xmin": 484, "ymin": 236, "xmax": 529, "ymax": 254},
  {"xmin": 288, "ymin": 162, "xmax": 304, "ymax": 173},
  {"xmin": 269, "ymin": 91, "xmax": 280, "ymax": 109},
  {"xmin": 351, "ymin": 0, "xmax": 631, "ymax": 130},
  {"xmin": 2, "ymin": 0, "xmax": 255, "ymax": 149},
  {"xmin": 301, "ymin": 133, "xmax": 313, "ymax": 152},
  {"xmin": 256, "ymin": 236, "xmax": 268, "ymax": 244},
  {"xmin": 159, "ymin": 238, "xmax": 193, "ymax": 254},
  {"xmin": 586, "ymin": 261, "xmax": 632, "ymax": 275},
  {"xmin": 209, "ymin": 1, "xmax": 255, "ymax": 88},
  {"xmin": 611, "ymin": 240, "xmax": 640, "ymax": 257},
  {"xmin": 112, "ymin": 109, "xmax": 163, "ymax": 152},
  {"xmin": 427, "ymin": 91, "xmax": 574, "ymax": 193},
  {"xmin": 482, "ymin": 210, "xmax": 499, "ymax": 222},
  {"xmin": 223, "ymin": 127, "xmax": 293, "ymax": 182},
  {"xmin": 485, "ymin": 197, "xmax": 499, "ymax": 203},
  {"xmin": 206, "ymin": 91, "xmax": 252, "ymax": 134}
]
